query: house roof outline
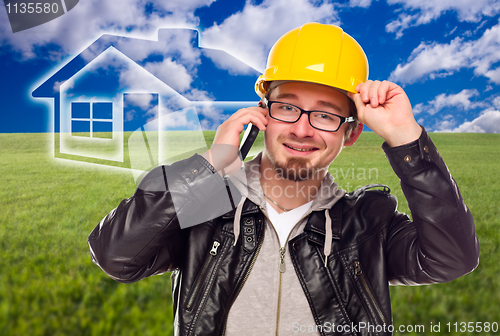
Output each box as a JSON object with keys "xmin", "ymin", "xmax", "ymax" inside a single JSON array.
[
  {"xmin": 59, "ymin": 45, "xmax": 192, "ymax": 132},
  {"xmin": 32, "ymin": 28, "xmax": 261, "ymax": 133}
]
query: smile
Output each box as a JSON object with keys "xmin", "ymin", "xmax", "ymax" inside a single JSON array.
[{"xmin": 284, "ymin": 144, "xmax": 318, "ymax": 152}]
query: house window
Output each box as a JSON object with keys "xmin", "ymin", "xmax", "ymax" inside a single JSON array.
[{"xmin": 71, "ymin": 102, "xmax": 113, "ymax": 139}]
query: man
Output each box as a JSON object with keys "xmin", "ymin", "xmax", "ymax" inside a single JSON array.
[{"xmin": 89, "ymin": 23, "xmax": 479, "ymax": 335}]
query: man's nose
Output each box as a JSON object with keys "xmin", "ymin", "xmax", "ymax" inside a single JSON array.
[{"xmin": 289, "ymin": 113, "xmax": 315, "ymax": 138}]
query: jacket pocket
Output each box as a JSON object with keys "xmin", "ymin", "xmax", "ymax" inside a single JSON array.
[
  {"xmin": 353, "ymin": 260, "xmax": 388, "ymax": 326},
  {"xmin": 185, "ymin": 240, "xmax": 223, "ymax": 311}
]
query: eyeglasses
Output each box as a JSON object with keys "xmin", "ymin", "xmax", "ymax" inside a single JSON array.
[{"xmin": 265, "ymin": 100, "xmax": 355, "ymax": 132}]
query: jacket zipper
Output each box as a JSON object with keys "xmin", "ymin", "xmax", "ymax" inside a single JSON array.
[
  {"xmin": 221, "ymin": 227, "xmax": 265, "ymax": 336},
  {"xmin": 270, "ymin": 208, "xmax": 313, "ymax": 336},
  {"xmin": 185, "ymin": 240, "xmax": 221, "ymax": 311},
  {"xmin": 353, "ymin": 260, "xmax": 387, "ymax": 325},
  {"xmin": 278, "ymin": 247, "xmax": 286, "ymax": 272},
  {"xmin": 274, "ymin": 247, "xmax": 287, "ymax": 335}
]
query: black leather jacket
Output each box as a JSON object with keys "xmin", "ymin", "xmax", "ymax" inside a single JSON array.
[{"xmin": 89, "ymin": 129, "xmax": 479, "ymax": 336}]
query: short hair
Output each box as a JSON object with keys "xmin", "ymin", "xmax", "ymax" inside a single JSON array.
[{"xmin": 345, "ymin": 97, "xmax": 360, "ymax": 139}]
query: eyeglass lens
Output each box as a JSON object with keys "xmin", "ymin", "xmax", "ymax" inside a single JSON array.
[{"xmin": 269, "ymin": 102, "xmax": 343, "ymax": 131}]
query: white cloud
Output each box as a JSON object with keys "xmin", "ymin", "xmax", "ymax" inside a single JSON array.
[
  {"xmin": 446, "ymin": 26, "xmax": 458, "ymax": 37},
  {"xmin": 413, "ymin": 89, "xmax": 486, "ymax": 115},
  {"xmin": 389, "ymin": 38, "xmax": 468, "ymax": 83},
  {"xmin": 390, "ymin": 21, "xmax": 500, "ymax": 84},
  {"xmin": 124, "ymin": 93, "xmax": 156, "ymax": 110},
  {"xmin": 386, "ymin": 13, "xmax": 419, "ymax": 39},
  {"xmin": 412, "ymin": 102, "xmax": 424, "ymax": 114},
  {"xmin": 434, "ymin": 116, "xmax": 457, "ymax": 132},
  {"xmin": 442, "ymin": 110, "xmax": 500, "ymax": 133},
  {"xmin": 160, "ymin": 108, "xmax": 203, "ymax": 130},
  {"xmin": 183, "ymin": 89, "xmax": 214, "ymax": 102},
  {"xmin": 196, "ymin": 104, "xmax": 225, "ymax": 130},
  {"xmin": 385, "ymin": 0, "xmax": 500, "ymax": 37},
  {"xmin": 484, "ymin": 67, "xmax": 500, "ymax": 83},
  {"xmin": 125, "ymin": 109, "xmax": 136, "ymax": 122},
  {"xmin": 429, "ymin": 89, "xmax": 480, "ymax": 115},
  {"xmin": 349, "ymin": 0, "xmax": 373, "ymax": 8},
  {"xmin": 183, "ymin": 103, "xmax": 227, "ymax": 130},
  {"xmin": 0, "ymin": 0, "xmax": 215, "ymax": 61},
  {"xmin": 492, "ymin": 95, "xmax": 500, "ymax": 109},
  {"xmin": 117, "ymin": 29, "xmax": 202, "ymax": 66},
  {"xmin": 201, "ymin": 0, "xmax": 340, "ymax": 73},
  {"xmin": 162, "ymin": 110, "xmax": 191, "ymax": 128},
  {"xmin": 143, "ymin": 59, "xmax": 193, "ymax": 93}
]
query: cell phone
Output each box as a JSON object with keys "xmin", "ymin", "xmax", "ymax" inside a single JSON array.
[
  {"xmin": 239, "ymin": 123, "xmax": 259, "ymax": 161},
  {"xmin": 239, "ymin": 102, "xmax": 266, "ymax": 160}
]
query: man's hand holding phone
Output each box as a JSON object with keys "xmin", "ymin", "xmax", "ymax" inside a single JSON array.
[{"xmin": 202, "ymin": 103, "xmax": 268, "ymax": 175}]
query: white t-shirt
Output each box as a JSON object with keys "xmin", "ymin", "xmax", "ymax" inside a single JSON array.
[{"xmin": 266, "ymin": 200, "xmax": 313, "ymax": 247}]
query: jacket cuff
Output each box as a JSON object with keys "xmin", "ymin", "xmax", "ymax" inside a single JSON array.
[
  {"xmin": 382, "ymin": 126, "xmax": 443, "ymax": 178},
  {"xmin": 168, "ymin": 153, "xmax": 225, "ymax": 201},
  {"xmin": 167, "ymin": 154, "xmax": 241, "ymax": 229},
  {"xmin": 137, "ymin": 153, "xmax": 221, "ymax": 194},
  {"xmin": 171, "ymin": 153, "xmax": 218, "ymax": 181}
]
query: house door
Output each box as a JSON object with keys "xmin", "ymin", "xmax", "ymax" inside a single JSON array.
[{"xmin": 124, "ymin": 93, "xmax": 159, "ymax": 176}]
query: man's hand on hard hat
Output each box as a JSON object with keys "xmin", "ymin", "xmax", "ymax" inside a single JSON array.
[
  {"xmin": 348, "ymin": 80, "xmax": 422, "ymax": 147},
  {"xmin": 201, "ymin": 105, "xmax": 268, "ymax": 175}
]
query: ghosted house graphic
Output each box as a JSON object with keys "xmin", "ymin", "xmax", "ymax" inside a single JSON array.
[{"xmin": 32, "ymin": 28, "xmax": 260, "ymax": 174}]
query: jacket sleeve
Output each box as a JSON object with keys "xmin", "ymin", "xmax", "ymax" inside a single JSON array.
[
  {"xmin": 383, "ymin": 127, "xmax": 479, "ymax": 285},
  {"xmin": 88, "ymin": 154, "xmax": 229, "ymax": 283}
]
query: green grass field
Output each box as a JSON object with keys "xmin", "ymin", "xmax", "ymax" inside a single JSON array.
[{"xmin": 1, "ymin": 131, "xmax": 499, "ymax": 335}]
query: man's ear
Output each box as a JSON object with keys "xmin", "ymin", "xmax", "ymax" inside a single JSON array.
[{"xmin": 344, "ymin": 123, "xmax": 363, "ymax": 147}]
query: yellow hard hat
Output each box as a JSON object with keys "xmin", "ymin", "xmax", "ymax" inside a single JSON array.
[{"xmin": 255, "ymin": 23, "xmax": 369, "ymax": 97}]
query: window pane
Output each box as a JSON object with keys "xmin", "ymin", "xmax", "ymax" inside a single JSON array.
[
  {"xmin": 93, "ymin": 102, "xmax": 112, "ymax": 119},
  {"xmin": 71, "ymin": 102, "xmax": 90, "ymax": 119},
  {"xmin": 71, "ymin": 120, "xmax": 90, "ymax": 137},
  {"xmin": 93, "ymin": 121, "xmax": 113, "ymax": 139}
]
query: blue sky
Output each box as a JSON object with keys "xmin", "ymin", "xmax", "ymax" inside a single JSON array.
[{"xmin": 1, "ymin": 0, "xmax": 500, "ymax": 133}]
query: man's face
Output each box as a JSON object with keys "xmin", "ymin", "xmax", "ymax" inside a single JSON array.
[{"xmin": 262, "ymin": 81, "xmax": 354, "ymax": 181}]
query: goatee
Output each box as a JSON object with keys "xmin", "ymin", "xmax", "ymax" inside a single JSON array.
[{"xmin": 271, "ymin": 157, "xmax": 323, "ymax": 182}]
